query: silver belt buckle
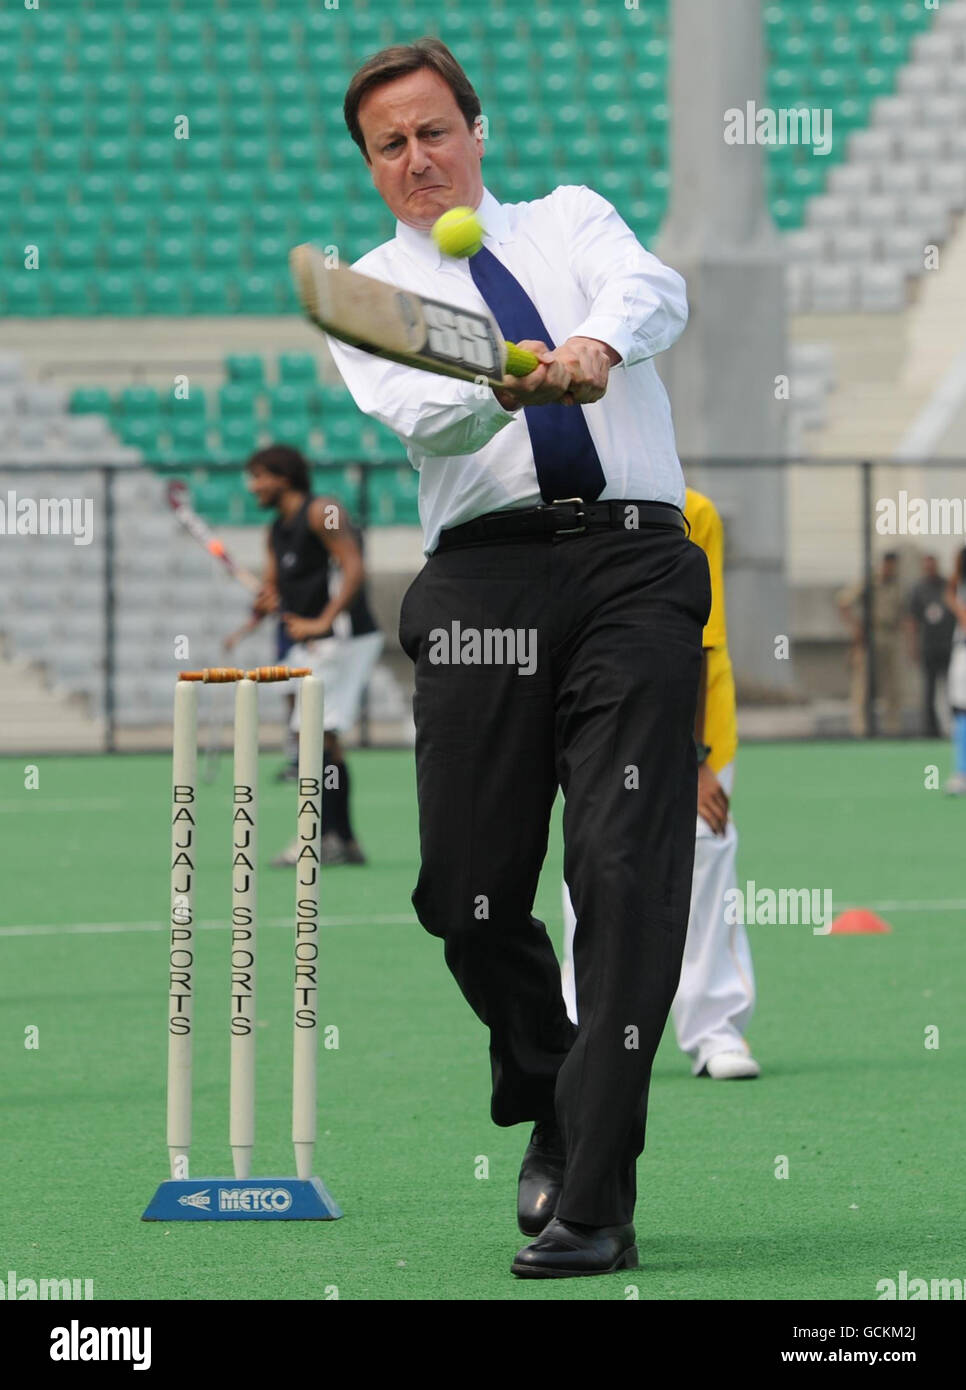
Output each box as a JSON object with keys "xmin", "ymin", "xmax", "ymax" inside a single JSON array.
[{"xmin": 549, "ymin": 497, "xmax": 586, "ymax": 535}]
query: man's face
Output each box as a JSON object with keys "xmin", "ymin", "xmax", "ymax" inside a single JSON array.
[
  {"xmin": 246, "ymin": 465, "xmax": 285, "ymax": 509},
  {"xmin": 922, "ymin": 555, "xmax": 938, "ymax": 579},
  {"xmin": 881, "ymin": 556, "xmax": 898, "ymax": 582},
  {"xmin": 357, "ymin": 67, "xmax": 484, "ymax": 230}
]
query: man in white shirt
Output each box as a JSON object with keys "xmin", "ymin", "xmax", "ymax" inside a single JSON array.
[{"xmin": 327, "ymin": 38, "xmax": 710, "ymax": 1278}]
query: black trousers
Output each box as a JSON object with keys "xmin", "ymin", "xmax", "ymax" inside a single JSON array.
[
  {"xmin": 922, "ymin": 649, "xmax": 950, "ymax": 738},
  {"xmin": 398, "ymin": 523, "xmax": 711, "ymax": 1226}
]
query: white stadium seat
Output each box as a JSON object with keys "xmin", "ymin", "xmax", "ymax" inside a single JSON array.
[
  {"xmin": 810, "ymin": 265, "xmax": 856, "ymax": 312},
  {"xmin": 827, "ymin": 228, "xmax": 880, "ymax": 263},
  {"xmin": 857, "ymin": 266, "xmax": 907, "ymax": 313},
  {"xmin": 848, "ymin": 129, "xmax": 895, "ymax": 164},
  {"xmin": 783, "ymin": 229, "xmax": 827, "ymax": 264},
  {"xmin": 827, "ymin": 165, "xmax": 874, "ymax": 198}
]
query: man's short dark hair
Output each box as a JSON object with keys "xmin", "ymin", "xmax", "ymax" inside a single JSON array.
[
  {"xmin": 344, "ymin": 37, "xmax": 482, "ymax": 162},
  {"xmin": 246, "ymin": 444, "xmax": 310, "ymax": 494}
]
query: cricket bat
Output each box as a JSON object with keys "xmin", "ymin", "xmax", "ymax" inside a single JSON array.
[
  {"xmin": 167, "ymin": 480, "xmax": 261, "ymax": 594},
  {"xmin": 289, "ymin": 245, "xmax": 541, "ymax": 390}
]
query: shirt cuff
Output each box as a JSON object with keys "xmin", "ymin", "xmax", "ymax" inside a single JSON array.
[
  {"xmin": 567, "ymin": 314, "xmax": 633, "ymax": 365},
  {"xmin": 467, "ymin": 379, "xmax": 520, "ymax": 423}
]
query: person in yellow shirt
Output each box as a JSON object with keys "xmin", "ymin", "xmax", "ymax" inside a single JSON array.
[{"xmin": 562, "ymin": 488, "xmax": 759, "ymax": 1079}]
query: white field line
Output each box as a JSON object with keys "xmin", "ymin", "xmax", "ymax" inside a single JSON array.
[
  {"xmin": 1, "ymin": 902, "xmax": 965, "ymax": 939},
  {"xmin": 0, "ymin": 799, "xmax": 127, "ymax": 813},
  {"xmin": 0, "ymin": 914, "xmax": 418, "ymax": 938}
]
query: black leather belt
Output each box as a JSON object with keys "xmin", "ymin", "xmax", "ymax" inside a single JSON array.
[{"xmin": 435, "ymin": 499, "xmax": 687, "ymax": 551}]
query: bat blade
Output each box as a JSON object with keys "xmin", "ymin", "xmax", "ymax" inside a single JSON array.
[{"xmin": 290, "ymin": 246, "xmax": 538, "ymax": 389}]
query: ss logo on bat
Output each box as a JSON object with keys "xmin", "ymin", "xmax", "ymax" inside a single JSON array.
[{"xmin": 423, "ymin": 303, "xmax": 499, "ymax": 373}]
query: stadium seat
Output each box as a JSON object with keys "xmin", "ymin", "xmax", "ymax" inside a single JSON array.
[{"xmin": 278, "ymin": 354, "xmax": 317, "ymax": 385}]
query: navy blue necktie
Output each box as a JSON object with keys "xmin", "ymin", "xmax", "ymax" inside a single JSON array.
[{"xmin": 468, "ymin": 244, "xmax": 606, "ymax": 503}]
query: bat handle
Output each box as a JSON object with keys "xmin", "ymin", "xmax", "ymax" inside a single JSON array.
[{"xmin": 504, "ymin": 342, "xmax": 541, "ymax": 377}]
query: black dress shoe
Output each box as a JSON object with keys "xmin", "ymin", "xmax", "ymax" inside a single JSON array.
[
  {"xmin": 511, "ymin": 1217, "xmax": 638, "ymax": 1278},
  {"xmin": 517, "ymin": 1120, "xmax": 566, "ymax": 1236}
]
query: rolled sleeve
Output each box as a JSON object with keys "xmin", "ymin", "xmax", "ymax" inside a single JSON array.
[
  {"xmin": 326, "ymin": 336, "xmax": 518, "ymax": 459},
  {"xmin": 559, "ymin": 185, "xmax": 689, "ymax": 365}
]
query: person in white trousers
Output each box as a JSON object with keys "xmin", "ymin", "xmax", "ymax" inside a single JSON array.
[{"xmin": 562, "ymin": 487, "xmax": 759, "ymax": 1080}]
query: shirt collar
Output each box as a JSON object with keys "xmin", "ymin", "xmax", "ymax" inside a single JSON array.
[{"xmin": 395, "ymin": 186, "xmax": 511, "ymax": 269}]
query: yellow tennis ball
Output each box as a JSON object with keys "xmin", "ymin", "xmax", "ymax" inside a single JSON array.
[{"xmin": 431, "ymin": 206, "xmax": 484, "ymax": 258}]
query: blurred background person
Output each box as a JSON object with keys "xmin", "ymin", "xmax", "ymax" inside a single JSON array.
[
  {"xmin": 562, "ymin": 488, "xmax": 758, "ymax": 1081},
  {"xmin": 837, "ymin": 552, "xmax": 903, "ymax": 737},
  {"xmin": 905, "ymin": 554, "xmax": 955, "ymax": 740},
  {"xmin": 945, "ymin": 547, "xmax": 966, "ymax": 796},
  {"xmin": 241, "ymin": 445, "xmax": 383, "ymax": 864}
]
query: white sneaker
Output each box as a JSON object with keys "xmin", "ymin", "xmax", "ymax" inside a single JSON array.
[
  {"xmin": 704, "ymin": 1051, "xmax": 761, "ymax": 1080},
  {"xmin": 943, "ymin": 773, "xmax": 966, "ymax": 796}
]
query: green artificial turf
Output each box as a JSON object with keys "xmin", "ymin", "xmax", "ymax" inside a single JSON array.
[{"xmin": 0, "ymin": 740, "xmax": 962, "ymax": 1300}]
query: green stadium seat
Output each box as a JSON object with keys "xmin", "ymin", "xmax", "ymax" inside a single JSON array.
[
  {"xmin": 200, "ymin": 235, "xmax": 242, "ymax": 271},
  {"xmin": 261, "ymin": 43, "xmax": 301, "ymax": 75},
  {"xmin": 16, "ymin": 204, "xmax": 59, "ymax": 240},
  {"xmin": 144, "ymin": 273, "xmax": 188, "ymax": 313},
  {"xmin": 189, "ymin": 272, "xmax": 237, "ymax": 314},
  {"xmin": 163, "ymin": 384, "xmax": 207, "ymax": 417},
  {"xmin": 127, "ymin": 173, "xmax": 164, "ymax": 204},
  {"xmin": 769, "ymin": 195, "xmax": 806, "ymax": 230},
  {"xmin": 177, "ymin": 140, "xmax": 227, "ymax": 173},
  {"xmin": 2, "ymin": 274, "xmax": 45, "ymax": 316},
  {"xmin": 158, "ymin": 205, "xmax": 196, "ymax": 236},
  {"xmin": 893, "ymin": 2, "xmax": 930, "ymax": 36},
  {"xmin": 91, "ymin": 104, "xmax": 130, "ymax": 138},
  {"xmin": 143, "ymin": 74, "xmax": 177, "ymax": 103},
  {"xmin": 166, "ymin": 14, "xmax": 205, "ymax": 43},
  {"xmin": 270, "ymin": 418, "xmax": 312, "ymax": 452},
  {"xmin": 77, "ymin": 175, "xmax": 114, "ymax": 204},
  {"xmin": 50, "ymin": 271, "xmax": 93, "ymax": 313},
  {"xmin": 183, "ymin": 73, "xmax": 220, "ymax": 104},
  {"xmin": 169, "ymin": 173, "xmax": 208, "ymax": 203},
  {"xmin": 90, "ymin": 139, "xmax": 129, "ymax": 172},
  {"xmin": 170, "ymin": 418, "xmax": 210, "ymax": 458},
  {"xmin": 860, "ymin": 67, "xmax": 894, "ymax": 97},
  {"xmin": 118, "ymin": 417, "xmax": 161, "ymax": 450},
  {"xmin": 278, "ymin": 354, "xmax": 317, "ymax": 385},
  {"xmin": 33, "ymin": 43, "xmax": 67, "ymax": 75},
  {"xmin": 318, "ymin": 385, "xmax": 356, "ymax": 416},
  {"xmin": 200, "ymin": 205, "xmax": 241, "ymax": 236},
  {"xmin": 94, "ymin": 275, "xmax": 139, "ymax": 315},
  {"xmin": 106, "ymin": 236, "xmax": 143, "ymax": 271},
  {"xmin": 71, "ymin": 386, "xmax": 112, "ymax": 415},
  {"xmin": 76, "ymin": 43, "xmax": 112, "ymax": 73},
  {"xmin": 169, "ymin": 42, "xmax": 204, "ymax": 72},
  {"xmin": 252, "ymin": 204, "xmax": 288, "ymax": 236},
  {"xmin": 226, "ymin": 354, "xmax": 266, "ymax": 386},
  {"xmin": 3, "ymin": 139, "xmax": 35, "ymax": 172},
  {"xmin": 59, "ymin": 235, "xmax": 97, "ymax": 270},
  {"xmin": 218, "ymin": 383, "xmax": 259, "ymax": 418},
  {"xmin": 154, "ymin": 236, "xmax": 194, "ymax": 272},
  {"xmin": 251, "ymin": 234, "xmax": 287, "ymax": 269},
  {"xmin": 218, "ymin": 419, "xmax": 259, "ymax": 459},
  {"xmin": 814, "ymin": 68, "xmax": 846, "ymax": 99},
  {"xmin": 268, "ymin": 385, "xmax": 313, "ymax": 419},
  {"xmin": 279, "ymin": 139, "xmax": 319, "ymax": 172},
  {"xmin": 230, "ymin": 104, "xmax": 270, "ymax": 136},
  {"xmin": 215, "ymin": 171, "xmax": 257, "ymax": 203},
  {"xmin": 118, "ymin": 386, "xmax": 161, "ymax": 418},
  {"xmin": 870, "ymin": 35, "xmax": 905, "ymax": 68},
  {"xmin": 253, "ymin": 12, "xmax": 293, "ymax": 41},
  {"xmin": 322, "ymin": 416, "xmax": 367, "ymax": 457}
]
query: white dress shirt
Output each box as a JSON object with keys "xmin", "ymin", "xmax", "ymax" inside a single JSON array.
[{"xmin": 325, "ymin": 184, "xmax": 689, "ymax": 555}]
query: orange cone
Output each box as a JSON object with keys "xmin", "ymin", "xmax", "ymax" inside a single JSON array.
[{"xmin": 829, "ymin": 909, "xmax": 892, "ymax": 935}]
